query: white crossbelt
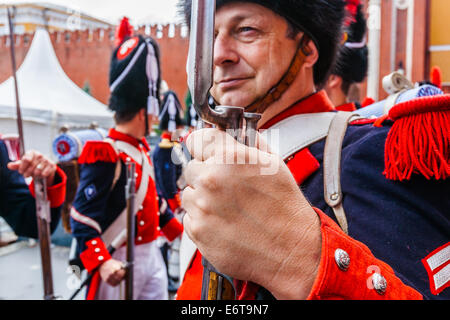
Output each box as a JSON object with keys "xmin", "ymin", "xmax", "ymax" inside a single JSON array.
[{"xmin": 102, "ymin": 141, "xmax": 154, "ymax": 248}]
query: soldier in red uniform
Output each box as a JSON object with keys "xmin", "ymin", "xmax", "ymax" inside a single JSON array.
[
  {"xmin": 324, "ymin": 0, "xmax": 368, "ymax": 111},
  {"xmin": 0, "ymin": 136, "xmax": 66, "ymax": 239},
  {"xmin": 176, "ymin": 0, "xmax": 449, "ymax": 300},
  {"xmin": 70, "ymin": 19, "xmax": 183, "ymax": 300}
]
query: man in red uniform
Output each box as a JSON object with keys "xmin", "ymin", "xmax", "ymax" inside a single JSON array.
[
  {"xmin": 176, "ymin": 0, "xmax": 449, "ymax": 300},
  {"xmin": 70, "ymin": 20, "xmax": 183, "ymax": 300},
  {"xmin": 324, "ymin": 0, "xmax": 369, "ymax": 111}
]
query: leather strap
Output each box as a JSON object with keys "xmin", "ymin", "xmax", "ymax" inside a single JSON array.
[
  {"xmin": 246, "ymin": 36, "xmax": 311, "ymax": 114},
  {"xmin": 323, "ymin": 111, "xmax": 359, "ymax": 234}
]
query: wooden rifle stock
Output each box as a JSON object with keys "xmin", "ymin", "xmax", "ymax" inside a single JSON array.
[{"xmin": 34, "ymin": 178, "xmax": 56, "ymax": 300}]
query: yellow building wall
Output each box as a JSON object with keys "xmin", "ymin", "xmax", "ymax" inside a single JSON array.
[
  {"xmin": 430, "ymin": 0, "xmax": 450, "ymax": 45},
  {"xmin": 430, "ymin": 0, "xmax": 450, "ymax": 83}
]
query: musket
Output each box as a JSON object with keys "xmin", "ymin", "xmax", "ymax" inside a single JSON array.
[
  {"xmin": 124, "ymin": 160, "xmax": 136, "ymax": 300},
  {"xmin": 7, "ymin": 6, "xmax": 57, "ymax": 301},
  {"xmin": 187, "ymin": 0, "xmax": 262, "ymax": 300}
]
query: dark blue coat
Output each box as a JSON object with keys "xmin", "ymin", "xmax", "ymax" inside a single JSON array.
[
  {"xmin": 0, "ymin": 140, "xmax": 63, "ymax": 239},
  {"xmin": 302, "ymin": 123, "xmax": 450, "ymax": 300},
  {"xmin": 152, "ymin": 139, "xmax": 183, "ymax": 209}
]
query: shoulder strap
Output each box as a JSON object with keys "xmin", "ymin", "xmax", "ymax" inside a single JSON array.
[
  {"xmin": 263, "ymin": 112, "xmax": 336, "ymax": 160},
  {"xmin": 104, "ymin": 138, "xmax": 122, "ymax": 192},
  {"xmin": 101, "ymin": 139, "xmax": 153, "ymax": 248},
  {"xmin": 323, "ymin": 111, "xmax": 360, "ymax": 234}
]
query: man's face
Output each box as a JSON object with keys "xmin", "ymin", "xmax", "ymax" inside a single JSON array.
[{"xmin": 210, "ymin": 2, "xmax": 300, "ymax": 108}]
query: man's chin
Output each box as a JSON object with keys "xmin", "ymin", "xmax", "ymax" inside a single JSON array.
[{"xmin": 215, "ymin": 93, "xmax": 255, "ymax": 108}]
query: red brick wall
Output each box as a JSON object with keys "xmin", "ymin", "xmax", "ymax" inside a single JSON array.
[
  {"xmin": 0, "ymin": 25, "xmax": 190, "ymax": 108},
  {"xmin": 0, "ymin": 34, "xmax": 31, "ymax": 84}
]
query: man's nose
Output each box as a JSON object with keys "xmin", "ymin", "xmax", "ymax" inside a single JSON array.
[{"xmin": 213, "ymin": 34, "xmax": 239, "ymax": 67}]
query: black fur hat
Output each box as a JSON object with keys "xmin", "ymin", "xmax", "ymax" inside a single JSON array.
[
  {"xmin": 179, "ymin": 0, "xmax": 346, "ymax": 87},
  {"xmin": 109, "ymin": 33, "xmax": 162, "ymax": 116},
  {"xmin": 332, "ymin": 4, "xmax": 368, "ymax": 84},
  {"xmin": 159, "ymin": 90, "xmax": 185, "ymax": 131}
]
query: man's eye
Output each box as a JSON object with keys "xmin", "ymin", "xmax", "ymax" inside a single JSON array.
[{"xmin": 239, "ymin": 26, "xmax": 255, "ymax": 33}]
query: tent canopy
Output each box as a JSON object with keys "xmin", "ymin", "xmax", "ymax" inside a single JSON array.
[
  {"xmin": 0, "ymin": 28, "xmax": 114, "ymax": 157},
  {"xmin": 0, "ymin": 28, "xmax": 114, "ymax": 129}
]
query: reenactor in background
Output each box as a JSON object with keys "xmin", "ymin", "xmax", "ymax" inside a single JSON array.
[
  {"xmin": 153, "ymin": 90, "xmax": 187, "ymax": 293},
  {"xmin": 0, "ymin": 135, "xmax": 66, "ymax": 240},
  {"xmin": 153, "ymin": 90, "xmax": 186, "ymax": 213},
  {"xmin": 184, "ymin": 92, "xmax": 200, "ymax": 131},
  {"xmin": 324, "ymin": 0, "xmax": 368, "ymax": 111},
  {"xmin": 70, "ymin": 18, "xmax": 183, "ymax": 300}
]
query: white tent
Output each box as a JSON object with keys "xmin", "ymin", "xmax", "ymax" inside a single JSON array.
[{"xmin": 0, "ymin": 28, "xmax": 114, "ymax": 158}]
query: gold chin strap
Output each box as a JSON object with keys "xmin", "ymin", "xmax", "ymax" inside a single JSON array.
[{"xmin": 246, "ymin": 35, "xmax": 312, "ymax": 114}]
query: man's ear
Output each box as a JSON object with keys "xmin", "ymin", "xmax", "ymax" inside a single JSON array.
[
  {"xmin": 327, "ymin": 74, "xmax": 343, "ymax": 90},
  {"xmin": 301, "ymin": 37, "xmax": 319, "ymax": 68},
  {"xmin": 138, "ymin": 108, "xmax": 147, "ymax": 121}
]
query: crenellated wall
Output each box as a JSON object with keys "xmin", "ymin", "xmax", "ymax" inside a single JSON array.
[{"xmin": 0, "ymin": 24, "xmax": 190, "ymax": 107}]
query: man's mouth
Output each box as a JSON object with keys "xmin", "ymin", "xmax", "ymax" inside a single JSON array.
[{"xmin": 216, "ymin": 77, "xmax": 252, "ymax": 89}]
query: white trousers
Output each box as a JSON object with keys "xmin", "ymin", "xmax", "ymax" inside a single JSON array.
[{"xmin": 96, "ymin": 241, "xmax": 168, "ymax": 300}]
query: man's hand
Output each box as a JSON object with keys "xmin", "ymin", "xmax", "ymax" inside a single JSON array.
[
  {"xmin": 7, "ymin": 150, "xmax": 57, "ymax": 186},
  {"xmin": 98, "ymin": 259, "xmax": 126, "ymax": 287},
  {"xmin": 182, "ymin": 128, "xmax": 322, "ymax": 300}
]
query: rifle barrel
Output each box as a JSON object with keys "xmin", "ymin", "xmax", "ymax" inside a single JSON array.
[
  {"xmin": 125, "ymin": 162, "xmax": 136, "ymax": 300},
  {"xmin": 6, "ymin": 6, "xmax": 25, "ymax": 157}
]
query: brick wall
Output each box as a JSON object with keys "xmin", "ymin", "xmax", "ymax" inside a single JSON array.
[{"xmin": 0, "ymin": 24, "xmax": 190, "ymax": 107}]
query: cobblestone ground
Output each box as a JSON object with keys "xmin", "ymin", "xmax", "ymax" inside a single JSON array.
[{"xmin": 0, "ymin": 218, "xmax": 180, "ymax": 300}]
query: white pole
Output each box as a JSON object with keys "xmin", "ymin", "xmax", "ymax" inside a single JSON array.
[
  {"xmin": 367, "ymin": 0, "xmax": 382, "ymax": 100},
  {"xmin": 405, "ymin": 0, "xmax": 415, "ymax": 81},
  {"xmin": 390, "ymin": 0, "xmax": 398, "ymax": 72}
]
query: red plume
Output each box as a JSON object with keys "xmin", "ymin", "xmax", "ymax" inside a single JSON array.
[
  {"xmin": 345, "ymin": 0, "xmax": 361, "ymax": 26},
  {"xmin": 115, "ymin": 17, "xmax": 134, "ymax": 47},
  {"xmin": 430, "ymin": 66, "xmax": 443, "ymax": 89}
]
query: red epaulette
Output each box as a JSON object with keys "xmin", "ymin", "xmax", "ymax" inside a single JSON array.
[
  {"xmin": 361, "ymin": 97, "xmax": 376, "ymax": 108},
  {"xmin": 78, "ymin": 141, "xmax": 118, "ymax": 165},
  {"xmin": 384, "ymin": 95, "xmax": 450, "ymax": 181},
  {"xmin": 335, "ymin": 102, "xmax": 357, "ymax": 112}
]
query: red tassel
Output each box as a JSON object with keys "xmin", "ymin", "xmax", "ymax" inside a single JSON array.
[
  {"xmin": 384, "ymin": 95, "xmax": 450, "ymax": 181},
  {"xmin": 78, "ymin": 141, "xmax": 118, "ymax": 165},
  {"xmin": 115, "ymin": 17, "xmax": 134, "ymax": 47},
  {"xmin": 431, "ymin": 66, "xmax": 443, "ymax": 90}
]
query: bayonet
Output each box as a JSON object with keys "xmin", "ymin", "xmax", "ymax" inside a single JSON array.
[{"xmin": 188, "ymin": 0, "xmax": 262, "ymax": 300}]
